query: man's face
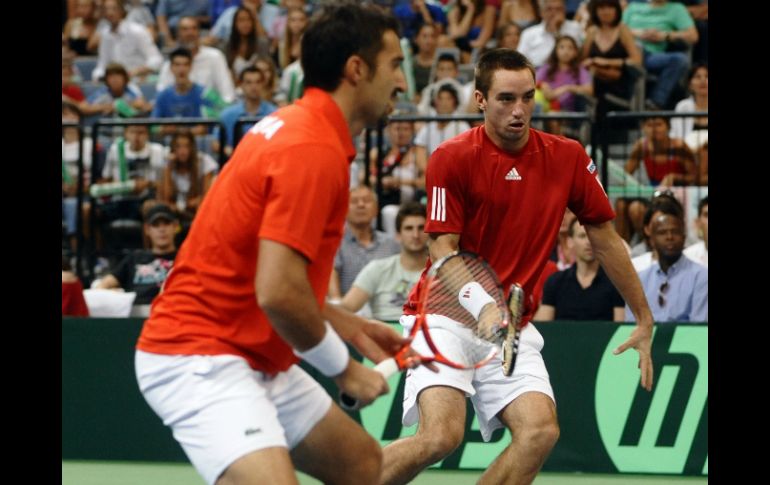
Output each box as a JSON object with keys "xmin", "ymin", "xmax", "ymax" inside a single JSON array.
[
  {"xmin": 146, "ymin": 219, "xmax": 178, "ymax": 250},
  {"xmin": 476, "ymin": 68, "xmax": 535, "ymax": 152},
  {"xmin": 434, "ymin": 90, "xmax": 458, "ymax": 115},
  {"xmin": 103, "ymin": 0, "xmax": 123, "ymax": 25},
  {"xmin": 125, "ymin": 126, "xmax": 149, "ymax": 151},
  {"xmin": 650, "ymin": 214, "xmax": 685, "ymax": 261},
  {"xmin": 358, "ymin": 30, "xmax": 407, "ymax": 126},
  {"xmin": 170, "ymin": 56, "xmax": 192, "ymax": 82},
  {"xmin": 389, "ymin": 121, "xmax": 414, "ymax": 147},
  {"xmin": 177, "ymin": 18, "xmax": 200, "ymax": 47},
  {"xmin": 241, "ymin": 71, "xmax": 264, "ymax": 101},
  {"xmin": 542, "ymin": 0, "xmax": 566, "ymax": 23},
  {"xmin": 397, "ymin": 215, "xmax": 428, "ymax": 254},
  {"xmin": 105, "ymin": 72, "xmax": 127, "ymax": 94},
  {"xmin": 568, "ymin": 222, "xmax": 594, "ymax": 263},
  {"xmin": 643, "ymin": 118, "xmax": 669, "ymax": 141},
  {"xmin": 435, "ymin": 60, "xmax": 458, "ymax": 81},
  {"xmin": 347, "ymin": 188, "xmax": 378, "ymax": 225}
]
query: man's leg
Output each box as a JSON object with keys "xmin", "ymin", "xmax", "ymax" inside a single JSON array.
[
  {"xmin": 645, "ymin": 51, "xmax": 689, "ymax": 109},
  {"xmin": 290, "ymin": 404, "xmax": 383, "ymax": 485},
  {"xmin": 477, "ymin": 391, "xmax": 559, "ymax": 485},
  {"xmin": 380, "ymin": 386, "xmax": 467, "ymax": 485},
  {"xmin": 216, "ymin": 448, "xmax": 299, "ymax": 485}
]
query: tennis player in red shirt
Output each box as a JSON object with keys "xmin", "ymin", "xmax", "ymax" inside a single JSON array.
[
  {"xmin": 135, "ymin": 3, "xmax": 413, "ymax": 484},
  {"xmin": 380, "ymin": 48, "xmax": 655, "ymax": 485}
]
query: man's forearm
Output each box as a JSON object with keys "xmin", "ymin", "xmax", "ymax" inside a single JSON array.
[{"xmin": 587, "ymin": 223, "xmax": 653, "ymax": 325}]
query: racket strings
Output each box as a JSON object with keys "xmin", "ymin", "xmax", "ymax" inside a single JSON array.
[{"xmin": 421, "ymin": 254, "xmax": 508, "ymax": 366}]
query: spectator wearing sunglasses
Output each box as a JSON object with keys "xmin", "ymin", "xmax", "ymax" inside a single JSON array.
[{"xmin": 626, "ymin": 210, "xmax": 707, "ymax": 323}]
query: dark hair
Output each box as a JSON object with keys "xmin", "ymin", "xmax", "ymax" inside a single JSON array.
[
  {"xmin": 396, "ymin": 201, "xmax": 426, "ymax": 232},
  {"xmin": 688, "ymin": 62, "xmax": 708, "ymax": 83},
  {"xmin": 588, "ymin": 0, "xmax": 622, "ymax": 27},
  {"xmin": 104, "ymin": 63, "xmax": 129, "ymax": 83},
  {"xmin": 302, "ymin": 0, "xmax": 400, "ymax": 91},
  {"xmin": 697, "ymin": 196, "xmax": 708, "ymax": 216},
  {"xmin": 168, "ymin": 132, "xmax": 202, "ymax": 199},
  {"xmin": 545, "ymin": 35, "xmax": 580, "ymax": 81},
  {"xmin": 169, "ymin": 47, "xmax": 193, "ymax": 63},
  {"xmin": 643, "ymin": 116, "xmax": 671, "ymax": 129},
  {"xmin": 239, "ymin": 65, "xmax": 264, "ymax": 83},
  {"xmin": 643, "ymin": 195, "xmax": 683, "ymax": 226},
  {"xmin": 437, "ymin": 53, "xmax": 458, "ymax": 66},
  {"xmin": 435, "ymin": 83, "xmax": 460, "ymax": 107},
  {"xmin": 226, "ymin": 7, "xmax": 259, "ymax": 70},
  {"xmin": 475, "ymin": 48, "xmax": 536, "ymax": 98}
]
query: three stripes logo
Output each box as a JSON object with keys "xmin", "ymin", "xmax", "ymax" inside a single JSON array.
[
  {"xmin": 431, "ymin": 187, "xmax": 447, "ymax": 222},
  {"xmin": 505, "ymin": 167, "xmax": 522, "ymax": 181}
]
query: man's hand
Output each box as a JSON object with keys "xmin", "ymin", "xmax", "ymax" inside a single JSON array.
[
  {"xmin": 613, "ymin": 324, "xmax": 654, "ymax": 391},
  {"xmin": 349, "ymin": 320, "xmax": 437, "ymax": 372},
  {"xmin": 333, "ymin": 359, "xmax": 390, "ymax": 408},
  {"xmin": 477, "ymin": 303, "xmax": 506, "ymax": 344}
]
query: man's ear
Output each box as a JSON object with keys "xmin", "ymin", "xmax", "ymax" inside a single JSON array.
[
  {"xmin": 343, "ymin": 54, "xmax": 368, "ymax": 86},
  {"xmin": 474, "ymin": 90, "xmax": 486, "ymax": 111}
]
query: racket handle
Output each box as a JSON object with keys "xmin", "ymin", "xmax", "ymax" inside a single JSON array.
[{"xmin": 338, "ymin": 358, "xmax": 400, "ymax": 411}]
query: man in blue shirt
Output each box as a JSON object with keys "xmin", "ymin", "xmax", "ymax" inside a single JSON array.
[
  {"xmin": 215, "ymin": 66, "xmax": 278, "ymax": 156},
  {"xmin": 151, "ymin": 47, "xmax": 216, "ymax": 135},
  {"xmin": 626, "ymin": 211, "xmax": 708, "ymax": 322}
]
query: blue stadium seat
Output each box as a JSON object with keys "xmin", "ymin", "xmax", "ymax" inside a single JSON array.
[
  {"xmin": 138, "ymin": 83, "xmax": 157, "ymax": 102},
  {"xmin": 80, "ymin": 82, "xmax": 102, "ymax": 102},
  {"xmin": 74, "ymin": 56, "xmax": 99, "ymax": 82}
]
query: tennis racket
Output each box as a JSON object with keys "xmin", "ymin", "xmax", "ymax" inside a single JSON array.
[{"xmin": 340, "ymin": 251, "xmax": 514, "ymax": 410}]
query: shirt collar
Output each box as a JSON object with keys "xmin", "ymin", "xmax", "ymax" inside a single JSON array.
[
  {"xmin": 654, "ymin": 253, "xmax": 688, "ymax": 277},
  {"xmin": 295, "ymin": 87, "xmax": 356, "ymax": 163}
]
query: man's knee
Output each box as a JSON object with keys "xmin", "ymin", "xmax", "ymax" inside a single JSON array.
[
  {"xmin": 519, "ymin": 419, "xmax": 560, "ymax": 454},
  {"xmin": 349, "ymin": 434, "xmax": 383, "ymax": 480},
  {"xmin": 415, "ymin": 420, "xmax": 465, "ymax": 462}
]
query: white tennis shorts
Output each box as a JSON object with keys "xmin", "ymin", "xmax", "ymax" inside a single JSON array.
[
  {"xmin": 401, "ymin": 314, "xmax": 555, "ymax": 442},
  {"xmin": 135, "ymin": 351, "xmax": 331, "ymax": 485}
]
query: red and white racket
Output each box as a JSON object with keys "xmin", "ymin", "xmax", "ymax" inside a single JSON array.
[{"xmin": 340, "ymin": 251, "xmax": 520, "ymax": 410}]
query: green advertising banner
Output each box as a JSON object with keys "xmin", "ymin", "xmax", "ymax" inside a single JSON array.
[{"xmin": 62, "ymin": 319, "xmax": 707, "ymax": 476}]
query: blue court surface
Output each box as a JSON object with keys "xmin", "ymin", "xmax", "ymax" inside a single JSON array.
[{"xmin": 62, "ymin": 461, "xmax": 708, "ymax": 484}]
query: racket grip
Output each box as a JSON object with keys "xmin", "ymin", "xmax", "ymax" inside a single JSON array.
[{"xmin": 338, "ymin": 358, "xmax": 400, "ymax": 411}]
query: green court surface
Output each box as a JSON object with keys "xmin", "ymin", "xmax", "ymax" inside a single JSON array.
[{"xmin": 62, "ymin": 461, "xmax": 708, "ymax": 485}]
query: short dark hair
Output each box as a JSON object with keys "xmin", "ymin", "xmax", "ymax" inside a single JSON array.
[
  {"xmin": 643, "ymin": 196, "xmax": 683, "ymax": 226},
  {"xmin": 104, "ymin": 63, "xmax": 129, "ymax": 83},
  {"xmin": 475, "ymin": 48, "xmax": 536, "ymax": 98},
  {"xmin": 239, "ymin": 65, "xmax": 264, "ymax": 83},
  {"xmin": 688, "ymin": 62, "xmax": 708, "ymax": 83},
  {"xmin": 436, "ymin": 53, "xmax": 458, "ymax": 66},
  {"xmin": 302, "ymin": 0, "xmax": 400, "ymax": 91},
  {"xmin": 697, "ymin": 196, "xmax": 708, "ymax": 216},
  {"xmin": 435, "ymin": 83, "xmax": 460, "ymax": 107},
  {"xmin": 588, "ymin": 0, "xmax": 622, "ymax": 27},
  {"xmin": 169, "ymin": 47, "xmax": 193, "ymax": 63},
  {"xmin": 396, "ymin": 201, "xmax": 426, "ymax": 232}
]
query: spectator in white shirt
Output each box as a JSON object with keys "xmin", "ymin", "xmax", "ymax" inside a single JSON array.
[
  {"xmin": 518, "ymin": 0, "xmax": 584, "ymax": 67},
  {"xmin": 92, "ymin": 0, "xmax": 163, "ymax": 82}
]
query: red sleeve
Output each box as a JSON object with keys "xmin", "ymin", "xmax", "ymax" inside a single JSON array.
[
  {"xmin": 62, "ymin": 281, "xmax": 89, "ymax": 317},
  {"xmin": 258, "ymin": 144, "xmax": 347, "ymax": 262},
  {"xmin": 567, "ymin": 146, "xmax": 615, "ymax": 225},
  {"xmin": 424, "ymin": 145, "xmax": 467, "ymax": 234}
]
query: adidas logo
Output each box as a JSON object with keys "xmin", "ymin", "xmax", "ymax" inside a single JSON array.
[
  {"xmin": 462, "ymin": 289, "xmax": 471, "ymax": 299},
  {"xmin": 505, "ymin": 167, "xmax": 522, "ymax": 181}
]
